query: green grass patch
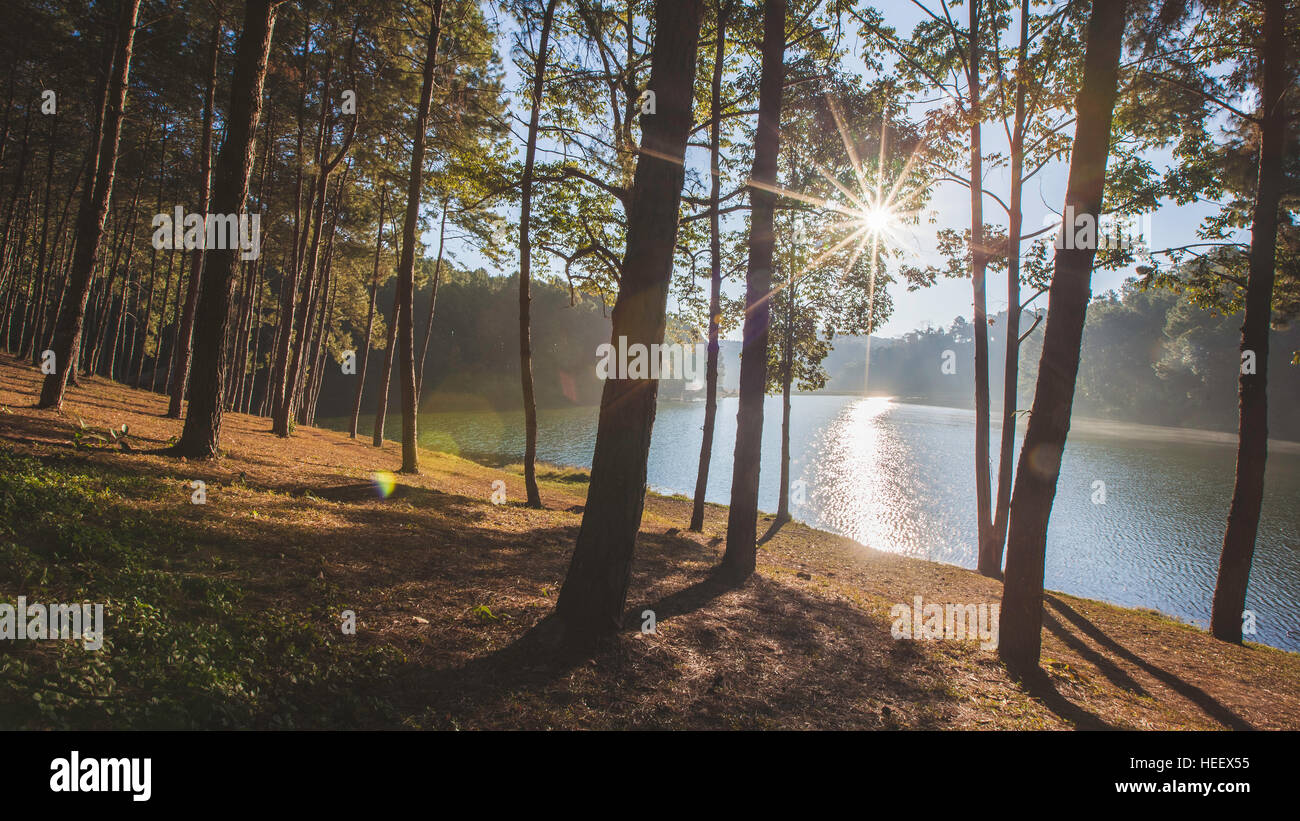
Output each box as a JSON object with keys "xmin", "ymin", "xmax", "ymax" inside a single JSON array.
[{"xmin": 0, "ymin": 449, "xmax": 402, "ymax": 729}]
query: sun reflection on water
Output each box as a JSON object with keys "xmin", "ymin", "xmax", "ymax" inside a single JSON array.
[{"xmin": 808, "ymin": 396, "xmax": 933, "ymax": 559}]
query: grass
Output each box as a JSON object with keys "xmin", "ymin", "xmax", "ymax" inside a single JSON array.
[{"xmin": 1, "ymin": 354, "xmax": 1298, "ymax": 730}]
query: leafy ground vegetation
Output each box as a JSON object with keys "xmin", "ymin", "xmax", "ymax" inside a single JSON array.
[{"xmin": 2, "ymin": 355, "xmax": 1298, "ymax": 730}]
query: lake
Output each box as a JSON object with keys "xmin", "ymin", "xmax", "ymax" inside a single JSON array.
[{"xmin": 329, "ymin": 394, "xmax": 1300, "ymax": 652}]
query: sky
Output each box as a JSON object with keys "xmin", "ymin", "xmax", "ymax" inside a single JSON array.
[{"xmin": 434, "ymin": 0, "xmax": 1240, "ymax": 340}]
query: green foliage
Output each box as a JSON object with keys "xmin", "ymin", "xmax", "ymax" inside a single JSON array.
[{"xmin": 0, "ymin": 451, "xmax": 401, "ymax": 729}]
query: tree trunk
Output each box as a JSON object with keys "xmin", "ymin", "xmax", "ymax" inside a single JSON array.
[
  {"xmin": 242, "ymin": 250, "xmax": 266, "ymax": 413},
  {"xmin": 350, "ymin": 190, "xmax": 384, "ymax": 438},
  {"xmin": 134, "ymin": 121, "xmax": 168, "ymax": 387},
  {"xmin": 554, "ymin": 0, "xmax": 705, "ymax": 635},
  {"xmin": 151, "ymin": 234, "xmax": 178, "ymax": 392},
  {"xmin": 689, "ymin": 0, "xmax": 729, "ymax": 533},
  {"xmin": 171, "ymin": 0, "xmax": 277, "ymax": 458},
  {"xmin": 168, "ymin": 22, "xmax": 220, "ymax": 418},
  {"xmin": 372, "ymin": 283, "xmax": 400, "ymax": 447},
  {"xmin": 280, "ymin": 54, "xmax": 347, "ymax": 434},
  {"xmin": 998, "ymin": 0, "xmax": 1127, "ymax": 672},
  {"xmin": 35, "ymin": 151, "xmax": 86, "ymax": 364},
  {"xmin": 722, "ymin": 0, "xmax": 786, "ymax": 579},
  {"xmin": 230, "ymin": 110, "xmax": 274, "ymax": 407},
  {"xmin": 38, "ymin": 0, "xmax": 141, "ymax": 410},
  {"xmin": 270, "ymin": 45, "xmax": 311, "ymax": 432},
  {"xmin": 0, "ymin": 96, "xmax": 34, "ymax": 308},
  {"xmin": 969, "ymin": 0, "xmax": 997, "ymax": 578},
  {"xmin": 1210, "ymin": 0, "xmax": 1287, "ymax": 644},
  {"xmin": 518, "ymin": 0, "xmax": 560, "ymax": 507},
  {"xmin": 393, "ymin": 0, "xmax": 445, "ymax": 474},
  {"xmin": 988, "ymin": 0, "xmax": 1032, "ymax": 565},
  {"xmin": 776, "ymin": 291, "xmax": 794, "ymax": 523},
  {"xmin": 415, "ymin": 200, "xmax": 447, "ymax": 397},
  {"xmin": 20, "ymin": 111, "xmax": 57, "ymax": 360}
]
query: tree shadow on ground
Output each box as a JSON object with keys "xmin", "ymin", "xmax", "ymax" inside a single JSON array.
[
  {"xmin": 1045, "ymin": 595, "xmax": 1254, "ymax": 730},
  {"xmin": 1009, "ymin": 666, "xmax": 1118, "ymax": 730},
  {"xmin": 381, "ymin": 535, "xmax": 980, "ymax": 729}
]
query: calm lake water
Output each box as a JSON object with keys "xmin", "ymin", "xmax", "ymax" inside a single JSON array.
[{"xmin": 331, "ymin": 395, "xmax": 1300, "ymax": 652}]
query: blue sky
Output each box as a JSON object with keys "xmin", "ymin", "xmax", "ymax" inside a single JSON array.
[{"xmin": 436, "ymin": 0, "xmax": 1238, "ymax": 339}]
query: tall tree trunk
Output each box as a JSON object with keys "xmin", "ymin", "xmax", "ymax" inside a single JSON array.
[
  {"xmin": 969, "ymin": 0, "xmax": 997, "ymax": 578},
  {"xmin": 776, "ymin": 291, "xmax": 794, "ymax": 524},
  {"xmin": 35, "ymin": 151, "xmax": 86, "ymax": 364},
  {"xmin": 164, "ymin": 249, "xmax": 186, "ymax": 392},
  {"xmin": 20, "ymin": 112, "xmax": 57, "ymax": 360},
  {"xmin": 280, "ymin": 52, "xmax": 355, "ymax": 434},
  {"xmin": 168, "ymin": 22, "xmax": 220, "ymax": 418},
  {"xmin": 241, "ymin": 251, "xmax": 266, "ymax": 413},
  {"xmin": 134, "ymin": 121, "xmax": 168, "ymax": 387},
  {"xmin": 689, "ymin": 0, "xmax": 729, "ymax": 532},
  {"xmin": 300, "ymin": 171, "xmax": 345, "ymax": 425},
  {"xmin": 350, "ymin": 190, "xmax": 384, "ymax": 438},
  {"xmin": 554, "ymin": 0, "xmax": 704, "ymax": 635},
  {"xmin": 519, "ymin": 0, "xmax": 560, "ymax": 507},
  {"xmin": 393, "ymin": 0, "xmax": 445, "ymax": 474},
  {"xmin": 998, "ymin": 0, "xmax": 1127, "ymax": 672},
  {"xmin": 372, "ymin": 283, "xmax": 400, "ymax": 447},
  {"xmin": 415, "ymin": 200, "xmax": 447, "ymax": 397},
  {"xmin": 270, "ymin": 41, "xmax": 311, "ymax": 432},
  {"xmin": 38, "ymin": 0, "xmax": 141, "ymax": 410},
  {"xmin": 230, "ymin": 111, "xmax": 273, "ymax": 407},
  {"xmin": 1210, "ymin": 0, "xmax": 1288, "ymax": 644},
  {"xmin": 989, "ymin": 0, "xmax": 1033, "ymax": 563},
  {"xmin": 0, "ymin": 96, "xmax": 33, "ymax": 304},
  {"xmin": 87, "ymin": 196, "xmax": 131, "ymax": 374},
  {"xmin": 172, "ymin": 0, "xmax": 277, "ymax": 458},
  {"xmin": 722, "ymin": 0, "xmax": 786, "ymax": 579},
  {"xmin": 151, "ymin": 234, "xmax": 178, "ymax": 392},
  {"xmin": 106, "ymin": 189, "xmax": 142, "ymax": 380}
]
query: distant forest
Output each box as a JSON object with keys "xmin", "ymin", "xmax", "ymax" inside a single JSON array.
[{"xmin": 320, "ymin": 271, "xmax": 1300, "ymax": 442}]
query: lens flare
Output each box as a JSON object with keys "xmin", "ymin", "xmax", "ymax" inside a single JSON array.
[{"xmin": 372, "ymin": 471, "xmax": 396, "ymax": 499}]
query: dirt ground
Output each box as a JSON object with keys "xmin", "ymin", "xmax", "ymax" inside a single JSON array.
[{"xmin": 2, "ymin": 354, "xmax": 1298, "ymax": 729}]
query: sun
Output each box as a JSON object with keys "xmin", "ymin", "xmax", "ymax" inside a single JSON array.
[{"xmin": 858, "ymin": 203, "xmax": 896, "ymax": 237}]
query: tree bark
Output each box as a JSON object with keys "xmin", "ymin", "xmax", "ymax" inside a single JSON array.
[
  {"xmin": 134, "ymin": 120, "xmax": 168, "ymax": 387},
  {"xmin": 776, "ymin": 289, "xmax": 794, "ymax": 523},
  {"xmin": 689, "ymin": 0, "xmax": 729, "ymax": 533},
  {"xmin": 1210, "ymin": 0, "xmax": 1287, "ymax": 644},
  {"xmin": 350, "ymin": 190, "xmax": 385, "ymax": 438},
  {"xmin": 518, "ymin": 0, "xmax": 560, "ymax": 508},
  {"xmin": 392, "ymin": 0, "xmax": 445, "ymax": 474},
  {"xmin": 171, "ymin": 0, "xmax": 277, "ymax": 458},
  {"xmin": 969, "ymin": 0, "xmax": 997, "ymax": 578},
  {"xmin": 998, "ymin": 0, "xmax": 1127, "ymax": 672},
  {"xmin": 19, "ymin": 110, "xmax": 57, "ymax": 360},
  {"xmin": 722, "ymin": 0, "xmax": 786, "ymax": 579},
  {"xmin": 372, "ymin": 281, "xmax": 400, "ymax": 447},
  {"xmin": 554, "ymin": 0, "xmax": 704, "ymax": 635},
  {"xmin": 415, "ymin": 201, "xmax": 447, "ymax": 397},
  {"xmin": 38, "ymin": 0, "xmax": 141, "ymax": 410},
  {"xmin": 168, "ymin": 22, "xmax": 221, "ymax": 418},
  {"xmin": 988, "ymin": 0, "xmax": 1033, "ymax": 566}
]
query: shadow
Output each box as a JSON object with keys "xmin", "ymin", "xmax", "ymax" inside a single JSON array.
[
  {"xmin": 1045, "ymin": 595, "xmax": 1254, "ymax": 730},
  {"xmin": 626, "ymin": 565, "xmax": 745, "ymax": 626},
  {"xmin": 1042, "ymin": 608, "xmax": 1150, "ymax": 697},
  {"xmin": 375, "ymin": 550, "xmax": 974, "ymax": 729},
  {"xmin": 1011, "ymin": 666, "xmax": 1117, "ymax": 730},
  {"xmin": 304, "ymin": 482, "xmax": 450, "ymax": 505},
  {"xmin": 758, "ymin": 517, "xmax": 788, "ymax": 545}
]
